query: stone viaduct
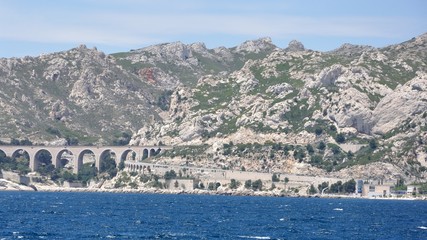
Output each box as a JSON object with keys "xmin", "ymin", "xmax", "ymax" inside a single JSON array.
[{"xmin": 0, "ymin": 145, "xmax": 172, "ymax": 174}]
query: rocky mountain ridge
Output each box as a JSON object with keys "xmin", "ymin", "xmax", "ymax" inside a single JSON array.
[
  {"xmin": 0, "ymin": 45, "xmax": 162, "ymax": 144},
  {"xmin": 1, "ymin": 34, "xmax": 427, "ymax": 181},
  {"xmin": 128, "ymin": 34, "xmax": 427, "ymax": 181}
]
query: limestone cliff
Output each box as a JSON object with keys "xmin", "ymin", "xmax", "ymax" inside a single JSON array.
[
  {"xmin": 1, "ymin": 34, "xmax": 427, "ymax": 181},
  {"xmin": 129, "ymin": 34, "xmax": 427, "ymax": 181}
]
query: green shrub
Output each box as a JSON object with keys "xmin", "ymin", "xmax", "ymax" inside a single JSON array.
[
  {"xmin": 252, "ymin": 179, "xmax": 263, "ymax": 191},
  {"xmin": 244, "ymin": 180, "xmax": 252, "ymax": 189},
  {"xmin": 157, "ymin": 90, "xmax": 173, "ymax": 111},
  {"xmin": 272, "ymin": 173, "xmax": 280, "ymax": 182},
  {"xmin": 335, "ymin": 133, "xmax": 345, "ymax": 143},
  {"xmin": 315, "ymin": 127, "xmax": 323, "ymax": 135},
  {"xmin": 164, "ymin": 170, "xmax": 177, "ymax": 180},
  {"xmin": 306, "ymin": 144, "xmax": 314, "ymax": 155},
  {"xmin": 308, "ymin": 184, "xmax": 317, "ymax": 194},
  {"xmin": 139, "ymin": 174, "xmax": 151, "ymax": 183},
  {"xmin": 229, "ymin": 179, "xmax": 240, "ymax": 189},
  {"xmin": 369, "ymin": 139, "xmax": 377, "ymax": 149},
  {"xmin": 317, "ymin": 141, "xmax": 326, "ymax": 150}
]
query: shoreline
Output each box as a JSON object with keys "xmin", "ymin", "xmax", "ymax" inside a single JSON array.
[{"xmin": 2, "ymin": 181, "xmax": 426, "ymax": 201}]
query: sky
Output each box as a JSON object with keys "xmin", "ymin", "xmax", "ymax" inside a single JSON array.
[{"xmin": 0, "ymin": 0, "xmax": 426, "ymax": 58}]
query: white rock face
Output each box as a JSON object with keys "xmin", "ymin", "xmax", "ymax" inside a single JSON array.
[
  {"xmin": 231, "ymin": 61, "xmax": 259, "ymax": 94},
  {"xmin": 316, "ymin": 64, "xmax": 344, "ymax": 87},
  {"xmin": 266, "ymin": 83, "xmax": 293, "ymax": 98},
  {"xmin": 142, "ymin": 42, "xmax": 193, "ymax": 63},
  {"xmin": 372, "ymin": 74, "xmax": 427, "ymax": 134},
  {"xmin": 45, "ymin": 138, "xmax": 68, "ymax": 146},
  {"xmin": 213, "ymin": 47, "xmax": 234, "ymax": 62},
  {"xmin": 327, "ymin": 87, "xmax": 374, "ymax": 133},
  {"xmin": 49, "ymin": 100, "xmax": 71, "ymax": 121}
]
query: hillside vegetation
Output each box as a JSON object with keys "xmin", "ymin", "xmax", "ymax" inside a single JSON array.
[{"xmin": 0, "ymin": 35, "xmax": 426, "ymax": 181}]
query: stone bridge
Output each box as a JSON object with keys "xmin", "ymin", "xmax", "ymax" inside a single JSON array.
[{"xmin": 0, "ymin": 145, "xmax": 172, "ymax": 174}]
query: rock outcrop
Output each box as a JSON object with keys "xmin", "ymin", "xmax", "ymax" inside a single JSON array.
[
  {"xmin": 286, "ymin": 40, "xmax": 305, "ymax": 52},
  {"xmin": 372, "ymin": 74, "xmax": 427, "ymax": 134}
]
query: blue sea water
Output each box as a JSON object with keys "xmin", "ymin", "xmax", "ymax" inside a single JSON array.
[{"xmin": 0, "ymin": 191, "xmax": 426, "ymax": 239}]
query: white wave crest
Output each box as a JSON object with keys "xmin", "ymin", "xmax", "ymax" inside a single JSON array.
[{"xmin": 238, "ymin": 236, "xmax": 271, "ymax": 239}]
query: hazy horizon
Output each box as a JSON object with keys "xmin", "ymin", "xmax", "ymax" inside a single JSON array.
[{"xmin": 0, "ymin": 0, "xmax": 426, "ymax": 58}]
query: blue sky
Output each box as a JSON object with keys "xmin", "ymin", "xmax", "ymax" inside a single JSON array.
[{"xmin": 0, "ymin": 0, "xmax": 426, "ymax": 57}]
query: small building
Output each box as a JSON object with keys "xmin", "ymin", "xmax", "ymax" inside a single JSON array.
[
  {"xmin": 407, "ymin": 185, "xmax": 419, "ymax": 195},
  {"xmin": 357, "ymin": 179, "xmax": 392, "ymax": 197},
  {"xmin": 364, "ymin": 184, "xmax": 391, "ymax": 197}
]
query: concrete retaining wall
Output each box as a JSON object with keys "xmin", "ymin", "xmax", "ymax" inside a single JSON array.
[
  {"xmin": 160, "ymin": 179, "xmax": 193, "ymax": 190},
  {"xmin": 63, "ymin": 181, "xmax": 84, "ymax": 188},
  {"xmin": 1, "ymin": 170, "xmax": 30, "ymax": 185}
]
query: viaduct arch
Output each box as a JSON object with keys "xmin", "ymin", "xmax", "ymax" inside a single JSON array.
[{"xmin": 0, "ymin": 145, "xmax": 171, "ymax": 174}]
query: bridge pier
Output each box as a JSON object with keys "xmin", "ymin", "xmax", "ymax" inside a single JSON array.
[{"xmin": 29, "ymin": 151, "xmax": 37, "ymax": 171}]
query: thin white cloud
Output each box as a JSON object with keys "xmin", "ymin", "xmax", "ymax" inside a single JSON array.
[
  {"xmin": 0, "ymin": 0, "xmax": 424, "ymax": 50},
  {"xmin": 0, "ymin": 14, "xmax": 414, "ymax": 47},
  {"xmin": 63, "ymin": 12, "xmax": 415, "ymax": 39}
]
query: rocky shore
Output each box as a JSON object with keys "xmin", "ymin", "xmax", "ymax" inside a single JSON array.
[
  {"xmin": 0, "ymin": 179, "xmax": 35, "ymax": 191},
  {"xmin": 2, "ymin": 180, "xmax": 426, "ymax": 201}
]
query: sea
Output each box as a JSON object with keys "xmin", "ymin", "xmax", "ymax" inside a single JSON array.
[{"xmin": 0, "ymin": 191, "xmax": 426, "ymax": 239}]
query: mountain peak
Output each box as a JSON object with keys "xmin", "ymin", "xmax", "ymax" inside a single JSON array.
[
  {"xmin": 329, "ymin": 43, "xmax": 375, "ymax": 56},
  {"xmin": 236, "ymin": 37, "xmax": 276, "ymax": 53},
  {"xmin": 286, "ymin": 40, "xmax": 305, "ymax": 52}
]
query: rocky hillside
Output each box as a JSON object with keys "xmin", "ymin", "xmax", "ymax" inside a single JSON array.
[
  {"xmin": 128, "ymin": 34, "xmax": 427, "ymax": 180},
  {"xmin": 1, "ymin": 34, "xmax": 426, "ymax": 180},
  {"xmin": 0, "ymin": 45, "xmax": 161, "ymax": 144}
]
